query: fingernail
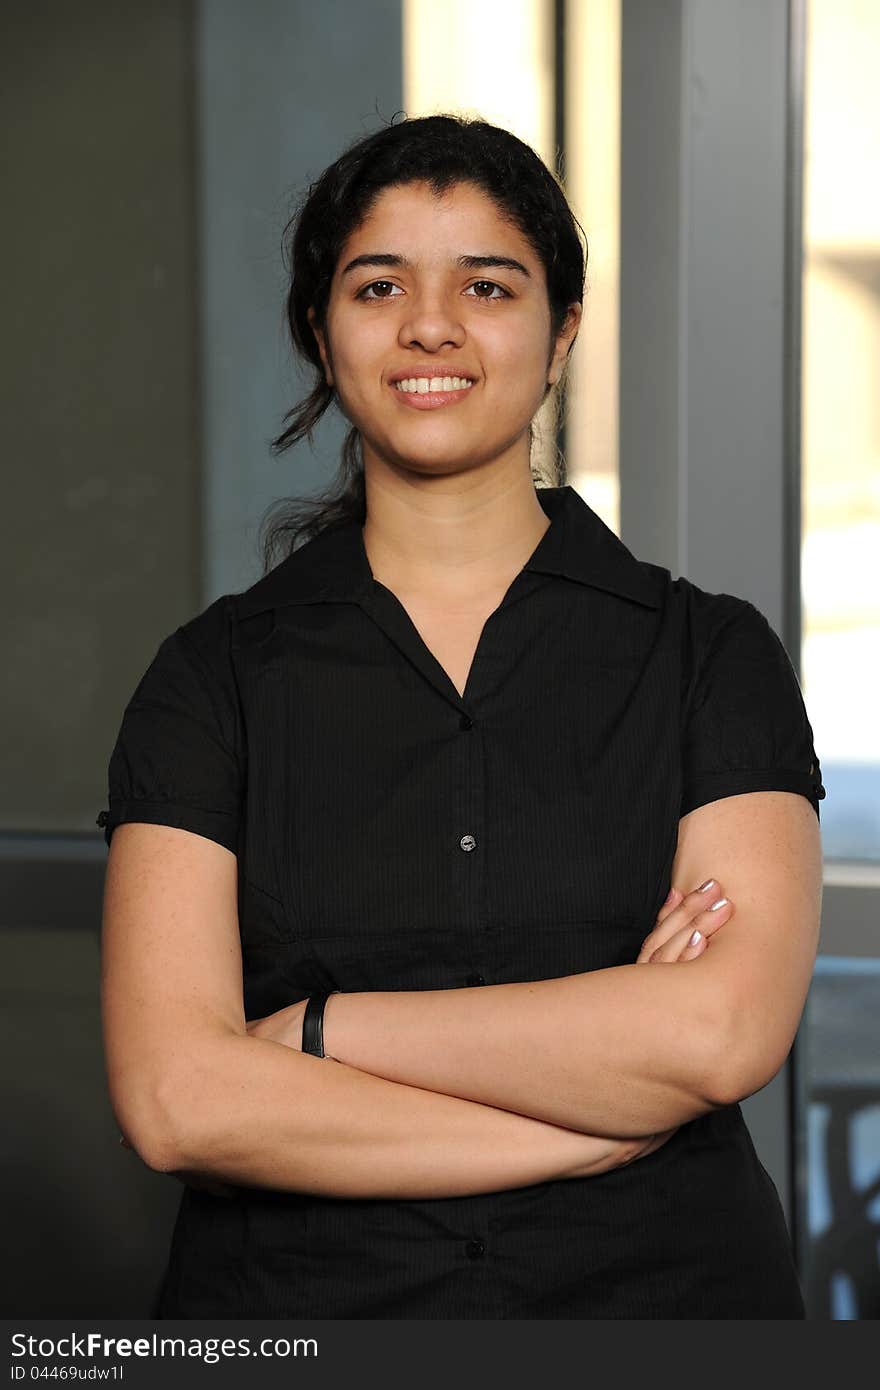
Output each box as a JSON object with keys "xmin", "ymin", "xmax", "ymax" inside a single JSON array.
[
  {"xmin": 697, "ymin": 879, "xmax": 716, "ymax": 892},
  {"xmin": 688, "ymin": 929, "xmax": 702, "ymax": 946},
  {"xmin": 708, "ymin": 897, "xmax": 729, "ymax": 911},
  {"xmin": 663, "ymin": 887, "xmax": 676, "ymax": 905}
]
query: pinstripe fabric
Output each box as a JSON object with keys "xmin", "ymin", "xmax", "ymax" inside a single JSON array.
[{"xmin": 100, "ymin": 485, "xmax": 824, "ymax": 1318}]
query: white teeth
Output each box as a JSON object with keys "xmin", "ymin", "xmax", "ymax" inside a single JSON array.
[{"xmin": 394, "ymin": 376, "xmax": 474, "ymax": 393}]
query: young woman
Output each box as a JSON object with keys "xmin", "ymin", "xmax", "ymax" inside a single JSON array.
[{"xmin": 99, "ymin": 115, "xmax": 825, "ymax": 1319}]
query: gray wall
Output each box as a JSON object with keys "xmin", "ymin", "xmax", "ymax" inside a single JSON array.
[
  {"xmin": 1, "ymin": 0, "xmax": 401, "ymax": 1317},
  {"xmin": 1, "ymin": 0, "xmax": 200, "ymax": 836}
]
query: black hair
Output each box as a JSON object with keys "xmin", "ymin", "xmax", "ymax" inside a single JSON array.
[{"xmin": 258, "ymin": 113, "xmax": 587, "ymax": 573}]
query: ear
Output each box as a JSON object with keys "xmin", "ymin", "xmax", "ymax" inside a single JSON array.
[
  {"xmin": 547, "ymin": 303, "xmax": 582, "ymax": 386},
  {"xmin": 307, "ymin": 306, "xmax": 334, "ymax": 388}
]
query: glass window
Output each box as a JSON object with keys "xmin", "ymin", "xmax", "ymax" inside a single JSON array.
[
  {"xmin": 801, "ymin": 0, "xmax": 880, "ymax": 865},
  {"xmin": 798, "ymin": 0, "xmax": 880, "ymax": 1319},
  {"xmin": 563, "ymin": 0, "xmax": 621, "ymax": 532}
]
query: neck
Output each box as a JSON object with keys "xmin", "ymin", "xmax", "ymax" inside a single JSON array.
[{"xmin": 360, "ymin": 463, "xmax": 553, "ymax": 603}]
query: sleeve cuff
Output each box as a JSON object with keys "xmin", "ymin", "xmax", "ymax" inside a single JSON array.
[
  {"xmin": 681, "ymin": 768, "xmax": 825, "ymax": 821},
  {"xmin": 100, "ymin": 798, "xmax": 239, "ymax": 853}
]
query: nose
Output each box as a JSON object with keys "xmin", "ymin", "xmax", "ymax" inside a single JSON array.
[{"xmin": 398, "ymin": 288, "xmax": 466, "ymax": 353}]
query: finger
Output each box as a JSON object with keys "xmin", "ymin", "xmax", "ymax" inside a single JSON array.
[
  {"xmin": 656, "ymin": 880, "xmax": 721, "ymax": 928},
  {"xmin": 654, "ymin": 887, "xmax": 683, "ymax": 927},
  {"xmin": 647, "ymin": 922, "xmax": 708, "ymax": 962},
  {"xmin": 647, "ymin": 903, "xmax": 731, "ymax": 963},
  {"xmin": 639, "ymin": 896, "xmax": 731, "ymax": 963},
  {"xmin": 639, "ymin": 881, "xmax": 731, "ymax": 962}
]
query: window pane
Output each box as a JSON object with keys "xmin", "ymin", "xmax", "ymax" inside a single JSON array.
[
  {"xmin": 799, "ymin": 0, "xmax": 880, "ymax": 1323},
  {"xmin": 802, "ymin": 957, "xmax": 880, "ymax": 1318},
  {"xmin": 802, "ymin": 0, "xmax": 880, "ymax": 864},
  {"xmin": 564, "ymin": 0, "xmax": 621, "ymax": 532}
]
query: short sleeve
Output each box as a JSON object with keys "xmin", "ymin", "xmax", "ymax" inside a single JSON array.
[
  {"xmin": 96, "ymin": 596, "xmax": 244, "ymax": 852},
  {"xmin": 680, "ymin": 590, "xmax": 826, "ymax": 822}
]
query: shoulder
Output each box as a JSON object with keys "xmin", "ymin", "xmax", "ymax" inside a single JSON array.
[
  {"xmin": 663, "ymin": 571, "xmax": 760, "ymax": 633},
  {"xmin": 127, "ymin": 594, "xmax": 243, "ymax": 732},
  {"xmin": 604, "ymin": 553, "xmax": 754, "ymax": 634},
  {"xmin": 654, "ymin": 573, "xmax": 782, "ymax": 679},
  {"xmin": 620, "ymin": 560, "xmax": 765, "ymax": 656},
  {"xmin": 650, "ymin": 575, "xmax": 812, "ymax": 752},
  {"xmin": 150, "ymin": 538, "xmax": 325, "ymax": 684},
  {"xmin": 176, "ymin": 593, "xmax": 237, "ymax": 656},
  {"xmin": 174, "ymin": 589, "xmax": 236, "ymax": 664},
  {"xmin": 130, "ymin": 595, "xmax": 240, "ymax": 705},
  {"xmin": 669, "ymin": 577, "xmax": 825, "ymax": 817},
  {"xmin": 676, "ymin": 579, "xmax": 792, "ymax": 683}
]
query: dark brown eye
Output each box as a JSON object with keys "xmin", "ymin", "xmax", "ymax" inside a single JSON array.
[
  {"xmin": 467, "ymin": 281, "xmax": 507, "ymax": 300},
  {"xmin": 359, "ymin": 280, "xmax": 401, "ymax": 300}
]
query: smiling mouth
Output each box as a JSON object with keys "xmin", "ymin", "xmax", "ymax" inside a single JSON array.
[
  {"xmin": 390, "ymin": 375, "xmax": 476, "ymax": 410},
  {"xmin": 394, "ymin": 375, "xmax": 475, "ymax": 394}
]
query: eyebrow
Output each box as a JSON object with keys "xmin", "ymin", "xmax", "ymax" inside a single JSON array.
[{"xmin": 340, "ymin": 252, "xmax": 531, "ymax": 279}]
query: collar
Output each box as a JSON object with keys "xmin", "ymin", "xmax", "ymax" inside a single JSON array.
[{"xmin": 235, "ymin": 485, "xmax": 660, "ymax": 618}]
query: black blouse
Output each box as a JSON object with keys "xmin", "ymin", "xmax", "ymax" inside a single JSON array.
[{"xmin": 98, "ymin": 484, "xmax": 825, "ymax": 1319}]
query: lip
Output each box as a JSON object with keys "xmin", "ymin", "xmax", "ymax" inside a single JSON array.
[
  {"xmin": 390, "ymin": 381, "xmax": 476, "ymax": 411},
  {"xmin": 387, "ymin": 367, "xmax": 478, "ymax": 411},
  {"xmin": 387, "ymin": 365, "xmax": 477, "ymax": 385}
]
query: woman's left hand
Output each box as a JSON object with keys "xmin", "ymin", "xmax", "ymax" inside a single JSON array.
[
  {"xmin": 637, "ymin": 880, "xmax": 733, "ymax": 964},
  {"xmin": 245, "ymin": 999, "xmax": 308, "ymax": 1051}
]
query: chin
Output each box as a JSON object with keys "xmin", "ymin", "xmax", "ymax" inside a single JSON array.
[
  {"xmin": 365, "ymin": 432, "xmax": 484, "ymax": 475},
  {"xmin": 388, "ymin": 456, "xmax": 479, "ymax": 479}
]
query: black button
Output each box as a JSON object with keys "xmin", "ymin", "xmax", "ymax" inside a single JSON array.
[
  {"xmin": 465, "ymin": 1238, "xmax": 485, "ymax": 1260},
  {"xmin": 96, "ymin": 810, "xmax": 109, "ymax": 828},
  {"xmin": 466, "ymin": 974, "xmax": 486, "ymax": 987},
  {"xmin": 459, "ymin": 714, "xmax": 474, "ymax": 730}
]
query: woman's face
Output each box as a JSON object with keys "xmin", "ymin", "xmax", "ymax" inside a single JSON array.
[{"xmin": 310, "ymin": 179, "xmax": 580, "ymax": 480}]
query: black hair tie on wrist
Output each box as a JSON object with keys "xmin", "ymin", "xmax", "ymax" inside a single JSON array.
[{"xmin": 302, "ymin": 990, "xmax": 338, "ymax": 1057}]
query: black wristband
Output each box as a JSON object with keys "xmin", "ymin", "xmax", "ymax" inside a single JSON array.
[{"xmin": 301, "ymin": 990, "xmax": 337, "ymax": 1057}]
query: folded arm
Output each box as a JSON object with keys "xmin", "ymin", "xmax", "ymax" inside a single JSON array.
[
  {"xmin": 319, "ymin": 793, "xmax": 823, "ymax": 1137},
  {"xmin": 157, "ymin": 1035, "xmax": 656, "ymax": 1198},
  {"xmin": 102, "ymin": 822, "xmax": 648, "ymax": 1198}
]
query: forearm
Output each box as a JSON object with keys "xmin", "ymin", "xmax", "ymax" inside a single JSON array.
[
  {"xmin": 322, "ymin": 963, "xmax": 732, "ymax": 1138},
  {"xmin": 156, "ymin": 1032, "xmax": 641, "ymax": 1199}
]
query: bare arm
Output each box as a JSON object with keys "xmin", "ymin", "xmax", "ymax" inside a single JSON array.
[
  {"xmin": 312, "ymin": 794, "xmax": 821, "ymax": 1138},
  {"xmin": 102, "ymin": 823, "xmax": 657, "ymax": 1200},
  {"xmin": 159, "ymin": 1035, "xmax": 662, "ymax": 1199},
  {"xmin": 306, "ymin": 966, "xmax": 726, "ymax": 1143}
]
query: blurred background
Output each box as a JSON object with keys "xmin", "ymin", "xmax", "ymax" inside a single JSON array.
[{"xmin": 1, "ymin": 0, "xmax": 877, "ymax": 1319}]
